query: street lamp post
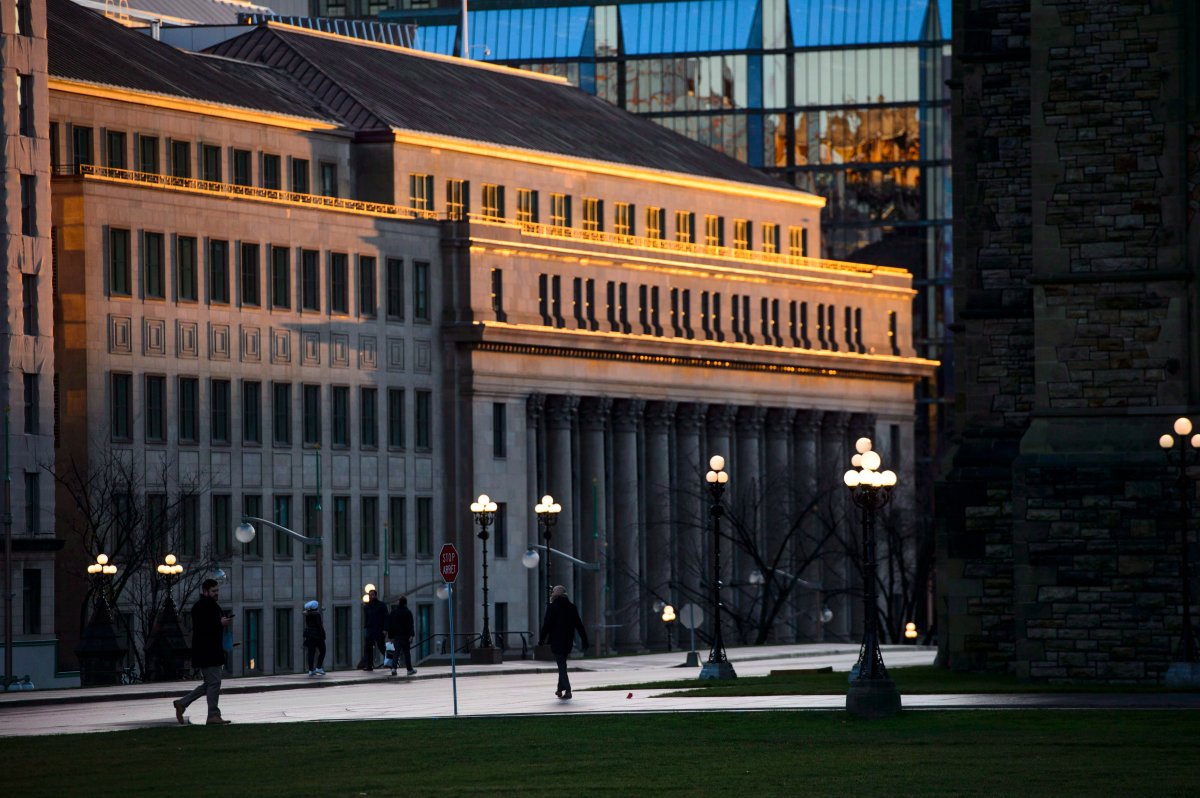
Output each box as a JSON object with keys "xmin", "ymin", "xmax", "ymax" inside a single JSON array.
[
  {"xmin": 76, "ymin": 554, "xmax": 125, "ymax": 686},
  {"xmin": 534, "ymin": 495, "xmax": 562, "ymax": 602},
  {"xmin": 843, "ymin": 436, "xmax": 901, "ymax": 718},
  {"xmin": 661, "ymin": 603, "xmax": 676, "ymax": 652},
  {"xmin": 1158, "ymin": 417, "xmax": 1200, "ymax": 687},
  {"xmin": 470, "ymin": 494, "xmax": 503, "ymax": 664},
  {"xmin": 236, "ymin": 517, "xmax": 323, "ymax": 604},
  {"xmin": 700, "ymin": 455, "xmax": 736, "ymax": 680},
  {"xmin": 149, "ymin": 554, "xmax": 187, "ymax": 680}
]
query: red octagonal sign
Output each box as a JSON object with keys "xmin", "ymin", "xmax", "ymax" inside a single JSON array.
[{"xmin": 439, "ymin": 543, "xmax": 459, "ymax": 583}]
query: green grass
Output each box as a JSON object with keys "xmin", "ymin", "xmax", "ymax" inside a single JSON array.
[
  {"xmin": 597, "ymin": 665, "xmax": 1200, "ymax": 697},
  {"xmin": 12, "ymin": 711, "xmax": 1200, "ymax": 797}
]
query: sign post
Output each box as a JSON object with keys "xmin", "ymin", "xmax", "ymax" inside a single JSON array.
[
  {"xmin": 439, "ymin": 543, "xmax": 460, "ymax": 716},
  {"xmin": 678, "ymin": 602, "xmax": 705, "ymax": 667}
]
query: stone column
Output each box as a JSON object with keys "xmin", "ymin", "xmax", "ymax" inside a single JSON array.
[
  {"xmin": 611, "ymin": 398, "xmax": 645, "ymax": 649},
  {"xmin": 734, "ymin": 406, "xmax": 766, "ymax": 621},
  {"xmin": 820, "ymin": 411, "xmax": 852, "ymax": 640},
  {"xmin": 643, "ymin": 400, "xmax": 675, "ymax": 647},
  {"xmin": 673, "ymin": 403, "xmax": 707, "ymax": 617},
  {"xmin": 578, "ymin": 396, "xmax": 611, "ymax": 654},
  {"xmin": 764, "ymin": 407, "xmax": 795, "ymax": 641},
  {"xmin": 525, "ymin": 394, "xmax": 545, "ymax": 632},
  {"xmin": 545, "ymin": 395, "xmax": 578, "ymax": 599},
  {"xmin": 792, "ymin": 410, "xmax": 823, "ymax": 640}
]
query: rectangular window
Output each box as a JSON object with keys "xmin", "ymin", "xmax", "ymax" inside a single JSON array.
[
  {"xmin": 614, "ymin": 202, "xmax": 633, "ymax": 237},
  {"xmin": 274, "ymin": 607, "xmax": 293, "ymax": 672},
  {"xmin": 21, "ymin": 477, "xmax": 37, "ymax": 534},
  {"xmin": 481, "ymin": 183, "xmax": 504, "ymax": 218},
  {"xmin": 361, "ymin": 387, "xmax": 378, "ymax": 448},
  {"xmin": 493, "ymin": 402, "xmax": 506, "ymax": 458},
  {"xmin": 243, "ymin": 380, "xmax": 262, "ymax": 444},
  {"xmin": 415, "ymin": 390, "xmax": 431, "ymax": 450},
  {"xmin": 334, "ymin": 606, "xmax": 351, "ymax": 668},
  {"xmin": 303, "ymin": 495, "xmax": 320, "ymax": 558},
  {"xmin": 490, "ymin": 268, "xmax": 505, "ymax": 320},
  {"xmin": 388, "ymin": 389, "xmax": 405, "ymax": 448},
  {"xmin": 789, "ymin": 226, "xmax": 807, "ymax": 257},
  {"xmin": 170, "ymin": 140, "xmax": 191, "ymax": 178},
  {"xmin": 416, "ymin": 497, "xmax": 432, "ymax": 556},
  {"xmin": 105, "ymin": 130, "xmax": 126, "ymax": 169},
  {"xmin": 71, "ymin": 126, "xmax": 93, "ymax": 171},
  {"xmin": 179, "ymin": 495, "xmax": 199, "ymax": 557},
  {"xmin": 144, "ymin": 232, "xmax": 165, "ymax": 299},
  {"xmin": 145, "ymin": 375, "xmax": 165, "ymax": 442},
  {"xmin": 211, "ymin": 378, "xmax": 231, "ymax": 444},
  {"xmin": 705, "ymin": 215, "xmax": 724, "ymax": 247},
  {"xmin": 17, "ymin": 74, "xmax": 34, "ymax": 137},
  {"xmin": 20, "ymin": 175, "xmax": 36, "ymax": 237},
  {"xmin": 582, "ymin": 197, "xmax": 602, "ymax": 232},
  {"xmin": 240, "ymin": 243, "xmax": 260, "ymax": 306},
  {"xmin": 304, "ymin": 385, "xmax": 322, "ymax": 446},
  {"xmin": 359, "ymin": 255, "xmax": 376, "ymax": 316},
  {"xmin": 138, "ymin": 135, "xmax": 159, "ymax": 173},
  {"xmin": 733, "ymin": 219, "xmax": 751, "ymax": 251},
  {"xmin": 15, "ymin": 0, "xmax": 31, "ymax": 36},
  {"xmin": 494, "ymin": 503, "xmax": 507, "ymax": 559},
  {"xmin": 273, "ymin": 382, "xmax": 292, "ymax": 446},
  {"xmin": 409, "ymin": 173, "xmax": 434, "ymax": 212},
  {"xmin": 388, "ymin": 497, "xmax": 406, "ymax": 557},
  {"xmin": 242, "ymin": 495, "xmax": 263, "ymax": 558},
  {"xmin": 330, "ymin": 253, "xmax": 348, "ymax": 314},
  {"xmin": 763, "ymin": 223, "xmax": 779, "ymax": 254},
  {"xmin": 212, "ymin": 494, "xmax": 232, "ymax": 558},
  {"xmin": 177, "ymin": 236, "xmax": 198, "ymax": 301},
  {"xmin": 243, "ymin": 608, "xmax": 262, "ymax": 672},
  {"xmin": 676, "ymin": 210, "xmax": 694, "ymax": 244},
  {"xmin": 331, "ymin": 386, "xmax": 349, "ymax": 447},
  {"xmin": 550, "ymin": 193, "xmax": 571, "ymax": 228},
  {"xmin": 178, "ymin": 377, "xmax": 199, "ymax": 443},
  {"xmin": 274, "ymin": 495, "xmax": 293, "ymax": 557},
  {"xmin": 109, "ymin": 228, "xmax": 131, "ymax": 295},
  {"xmin": 516, "ymin": 188, "xmax": 538, "ymax": 223},
  {"xmin": 23, "ymin": 373, "xmax": 38, "ymax": 435},
  {"xmin": 22, "ymin": 568, "xmax": 40, "ymax": 632},
  {"xmin": 232, "ymin": 149, "xmax": 252, "ymax": 186},
  {"xmin": 319, "ymin": 162, "xmax": 338, "ymax": 197},
  {"xmin": 22, "ymin": 275, "xmax": 37, "ymax": 336},
  {"xmin": 386, "ymin": 258, "xmax": 404, "ymax": 319},
  {"xmin": 645, "ymin": 207, "xmax": 665, "ymax": 240},
  {"xmin": 445, "ymin": 178, "xmax": 468, "ymax": 220},
  {"xmin": 413, "ymin": 261, "xmax": 429, "ymax": 321},
  {"xmin": 333, "ymin": 496, "xmax": 350, "ymax": 557},
  {"xmin": 270, "ymin": 245, "xmax": 290, "ymax": 309},
  {"xmin": 301, "ymin": 250, "xmax": 320, "ymax": 311},
  {"xmin": 202, "ymin": 144, "xmax": 221, "ymax": 182},
  {"xmin": 208, "ymin": 239, "xmax": 229, "ymax": 304},
  {"xmin": 262, "ymin": 154, "xmax": 281, "ymax": 190},
  {"xmin": 291, "ymin": 158, "xmax": 310, "ymax": 194},
  {"xmin": 111, "ymin": 373, "xmax": 131, "ymax": 439},
  {"xmin": 361, "ymin": 496, "xmax": 379, "ymax": 557}
]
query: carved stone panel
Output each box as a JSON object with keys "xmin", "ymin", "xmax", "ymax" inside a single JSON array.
[
  {"xmin": 209, "ymin": 323, "xmax": 230, "ymax": 360},
  {"xmin": 387, "ymin": 338, "xmax": 405, "ymax": 371},
  {"xmin": 144, "ymin": 317, "xmax": 166, "ymax": 357},
  {"xmin": 271, "ymin": 328, "xmax": 291, "ymax": 364},
  {"xmin": 301, "ymin": 330, "xmax": 321, "ymax": 366},
  {"xmin": 358, "ymin": 335, "xmax": 378, "ymax": 370},
  {"xmin": 414, "ymin": 339, "xmax": 431, "ymax": 372},
  {"xmin": 176, "ymin": 321, "xmax": 199, "ymax": 358},
  {"xmin": 331, "ymin": 333, "xmax": 349, "ymax": 367},
  {"xmin": 109, "ymin": 315, "xmax": 132, "ymax": 355},
  {"xmin": 241, "ymin": 325, "xmax": 261, "ymax": 363}
]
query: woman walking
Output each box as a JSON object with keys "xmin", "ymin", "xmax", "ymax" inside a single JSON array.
[{"xmin": 303, "ymin": 600, "xmax": 327, "ymax": 676}]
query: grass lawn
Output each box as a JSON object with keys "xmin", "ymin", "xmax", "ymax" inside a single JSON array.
[
  {"xmin": 13, "ymin": 710, "xmax": 1200, "ymax": 797},
  {"xmin": 597, "ymin": 665, "xmax": 1200, "ymax": 696}
]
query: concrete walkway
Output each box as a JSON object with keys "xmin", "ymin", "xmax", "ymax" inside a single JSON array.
[{"xmin": 2, "ymin": 643, "xmax": 1196, "ymax": 738}]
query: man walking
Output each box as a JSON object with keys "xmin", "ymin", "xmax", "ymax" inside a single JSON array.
[
  {"xmin": 173, "ymin": 578, "xmax": 232, "ymax": 725},
  {"xmin": 360, "ymin": 588, "xmax": 389, "ymax": 671},
  {"xmin": 538, "ymin": 585, "xmax": 589, "ymax": 700},
  {"xmin": 386, "ymin": 596, "xmax": 417, "ymax": 676}
]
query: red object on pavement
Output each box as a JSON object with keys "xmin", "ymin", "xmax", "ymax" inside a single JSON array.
[{"xmin": 440, "ymin": 543, "xmax": 459, "ymax": 583}]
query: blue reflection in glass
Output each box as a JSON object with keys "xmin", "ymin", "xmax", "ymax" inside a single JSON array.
[
  {"xmin": 620, "ymin": 0, "xmax": 758, "ymax": 55},
  {"xmin": 788, "ymin": 0, "xmax": 949, "ymax": 47},
  {"xmin": 458, "ymin": 8, "xmax": 592, "ymax": 60},
  {"xmin": 412, "ymin": 24, "xmax": 458, "ymax": 55}
]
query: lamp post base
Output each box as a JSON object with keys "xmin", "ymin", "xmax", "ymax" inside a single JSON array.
[
  {"xmin": 1165, "ymin": 661, "xmax": 1200, "ymax": 688},
  {"xmin": 683, "ymin": 651, "xmax": 700, "ymax": 667},
  {"xmin": 470, "ymin": 646, "xmax": 504, "ymax": 665},
  {"xmin": 846, "ymin": 677, "xmax": 901, "ymax": 719},
  {"xmin": 699, "ymin": 659, "xmax": 737, "ymax": 680}
]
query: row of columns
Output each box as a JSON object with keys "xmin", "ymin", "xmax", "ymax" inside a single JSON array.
[{"xmin": 526, "ymin": 393, "xmax": 878, "ymax": 652}]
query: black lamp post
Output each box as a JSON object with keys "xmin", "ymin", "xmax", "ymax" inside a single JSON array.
[
  {"xmin": 843, "ymin": 436, "xmax": 901, "ymax": 718},
  {"xmin": 534, "ymin": 494, "xmax": 561, "ymax": 602},
  {"xmin": 700, "ymin": 454, "xmax": 736, "ymax": 680},
  {"xmin": 1158, "ymin": 417, "xmax": 1200, "ymax": 687},
  {"xmin": 470, "ymin": 494, "xmax": 503, "ymax": 664},
  {"xmin": 148, "ymin": 554, "xmax": 188, "ymax": 681},
  {"xmin": 76, "ymin": 553, "xmax": 126, "ymax": 687}
]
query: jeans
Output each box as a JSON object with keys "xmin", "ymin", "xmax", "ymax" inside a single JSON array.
[
  {"xmin": 305, "ymin": 642, "xmax": 326, "ymax": 671},
  {"xmin": 555, "ymin": 654, "xmax": 571, "ymax": 694},
  {"xmin": 179, "ymin": 666, "xmax": 223, "ymax": 716}
]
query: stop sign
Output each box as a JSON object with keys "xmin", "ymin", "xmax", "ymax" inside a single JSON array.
[{"xmin": 439, "ymin": 543, "xmax": 459, "ymax": 583}]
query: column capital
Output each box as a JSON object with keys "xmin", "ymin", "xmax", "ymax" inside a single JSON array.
[
  {"xmin": 821, "ymin": 410, "xmax": 852, "ymax": 438},
  {"xmin": 674, "ymin": 402, "xmax": 708, "ymax": 434},
  {"xmin": 850, "ymin": 412, "xmax": 877, "ymax": 442},
  {"xmin": 579, "ymin": 396, "xmax": 612, "ymax": 430},
  {"xmin": 644, "ymin": 401, "xmax": 677, "ymax": 433},
  {"xmin": 611, "ymin": 398, "xmax": 646, "ymax": 431},
  {"xmin": 526, "ymin": 393, "xmax": 546, "ymax": 424},
  {"xmin": 736, "ymin": 405, "xmax": 766, "ymax": 434},
  {"xmin": 793, "ymin": 409, "xmax": 823, "ymax": 434},
  {"xmin": 706, "ymin": 404, "xmax": 738, "ymax": 434},
  {"xmin": 545, "ymin": 395, "xmax": 580, "ymax": 429},
  {"xmin": 765, "ymin": 407, "xmax": 795, "ymax": 435}
]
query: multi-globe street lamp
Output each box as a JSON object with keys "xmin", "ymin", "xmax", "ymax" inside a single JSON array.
[
  {"xmin": 534, "ymin": 494, "xmax": 562, "ymax": 603},
  {"xmin": 843, "ymin": 436, "xmax": 900, "ymax": 718},
  {"xmin": 76, "ymin": 553, "xmax": 125, "ymax": 686},
  {"xmin": 700, "ymin": 454, "xmax": 736, "ymax": 680},
  {"xmin": 469, "ymin": 494, "xmax": 502, "ymax": 663},
  {"xmin": 1157, "ymin": 416, "xmax": 1200, "ymax": 686},
  {"xmin": 150, "ymin": 553, "xmax": 187, "ymax": 680}
]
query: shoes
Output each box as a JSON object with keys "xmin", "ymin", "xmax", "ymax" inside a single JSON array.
[
  {"xmin": 562, "ymin": 691, "xmax": 573, "ymax": 700},
  {"xmin": 314, "ymin": 668, "xmax": 326, "ymax": 675},
  {"xmin": 365, "ymin": 667, "xmax": 374, "ymax": 672},
  {"xmin": 390, "ymin": 669, "xmax": 397, "ymax": 676},
  {"xmin": 555, "ymin": 689, "xmax": 562, "ymax": 698},
  {"xmin": 206, "ymin": 714, "xmax": 232, "ymax": 725},
  {"xmin": 407, "ymin": 669, "xmax": 417, "ymax": 676},
  {"xmin": 173, "ymin": 700, "xmax": 186, "ymax": 725},
  {"xmin": 308, "ymin": 670, "xmax": 317, "ymax": 677}
]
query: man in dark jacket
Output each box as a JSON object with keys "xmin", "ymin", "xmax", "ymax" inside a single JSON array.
[
  {"xmin": 360, "ymin": 589, "xmax": 389, "ymax": 670},
  {"xmin": 173, "ymin": 578, "xmax": 232, "ymax": 725},
  {"xmin": 538, "ymin": 585, "xmax": 589, "ymax": 700},
  {"xmin": 386, "ymin": 596, "xmax": 417, "ymax": 677}
]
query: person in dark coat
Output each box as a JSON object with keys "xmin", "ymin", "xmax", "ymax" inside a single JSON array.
[
  {"xmin": 386, "ymin": 596, "xmax": 417, "ymax": 677},
  {"xmin": 173, "ymin": 578, "xmax": 232, "ymax": 725},
  {"xmin": 538, "ymin": 585, "xmax": 589, "ymax": 700},
  {"xmin": 360, "ymin": 589, "xmax": 389, "ymax": 670},
  {"xmin": 303, "ymin": 600, "xmax": 326, "ymax": 676}
]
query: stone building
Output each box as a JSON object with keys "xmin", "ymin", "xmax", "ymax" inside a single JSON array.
[
  {"xmin": 2, "ymin": 0, "xmax": 934, "ymax": 679},
  {"xmin": 939, "ymin": 0, "xmax": 1199, "ymax": 682}
]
